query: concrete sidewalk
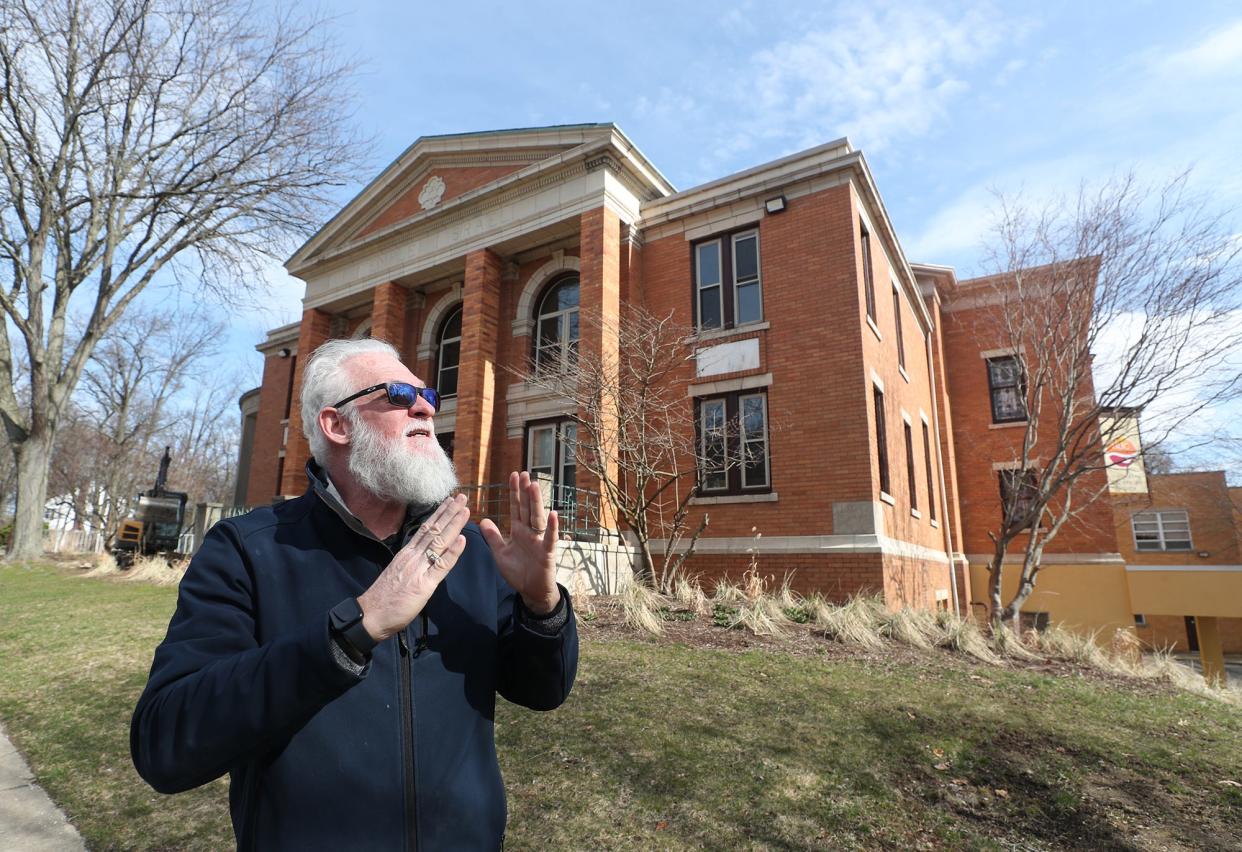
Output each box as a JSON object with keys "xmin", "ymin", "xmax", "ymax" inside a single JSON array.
[{"xmin": 0, "ymin": 723, "xmax": 86, "ymax": 851}]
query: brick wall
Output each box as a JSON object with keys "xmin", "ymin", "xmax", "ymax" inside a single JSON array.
[
  {"xmin": 940, "ymin": 294, "xmax": 1116, "ymax": 558},
  {"xmin": 1113, "ymin": 471, "xmax": 1242, "ymax": 565},
  {"xmin": 245, "ymin": 350, "xmax": 296, "ymax": 505}
]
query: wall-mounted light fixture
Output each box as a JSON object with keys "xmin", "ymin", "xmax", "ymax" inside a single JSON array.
[
  {"xmin": 764, "ymin": 195, "xmax": 787, "ymax": 214},
  {"xmin": 277, "ymin": 347, "xmax": 291, "ymax": 358}
]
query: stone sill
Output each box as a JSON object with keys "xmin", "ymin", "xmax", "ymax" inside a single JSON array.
[
  {"xmin": 689, "ymin": 321, "xmax": 770, "ymax": 344},
  {"xmin": 879, "ymin": 491, "xmax": 896, "ymax": 506},
  {"xmin": 988, "ymin": 420, "xmax": 1027, "ymax": 430},
  {"xmin": 690, "ymin": 492, "xmax": 779, "ymax": 505}
]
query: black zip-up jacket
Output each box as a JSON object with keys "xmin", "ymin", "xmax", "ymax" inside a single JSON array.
[{"xmin": 131, "ymin": 467, "xmax": 578, "ymax": 851}]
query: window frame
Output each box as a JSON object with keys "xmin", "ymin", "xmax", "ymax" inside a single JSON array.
[
  {"xmin": 692, "ymin": 228, "xmax": 764, "ymax": 331},
  {"xmin": 998, "ymin": 467, "xmax": 1039, "ymax": 530},
  {"xmin": 524, "ymin": 418, "xmax": 578, "ymax": 513},
  {"xmin": 892, "ymin": 282, "xmax": 905, "ymax": 370},
  {"xmin": 434, "ymin": 304, "xmax": 462, "ymax": 398},
  {"xmin": 861, "ymin": 219, "xmax": 876, "ymax": 323},
  {"xmin": 694, "ymin": 390, "xmax": 772, "ymax": 496},
  {"xmin": 903, "ymin": 418, "xmax": 917, "ymax": 513},
  {"xmin": 921, "ymin": 419, "xmax": 937, "ymax": 522},
  {"xmin": 1130, "ymin": 509, "xmax": 1192, "ymax": 552},
  {"xmin": 873, "ymin": 384, "xmax": 890, "ymax": 496},
  {"xmin": 532, "ymin": 274, "xmax": 580, "ymax": 375},
  {"xmin": 986, "ymin": 354, "xmax": 1028, "ymax": 424}
]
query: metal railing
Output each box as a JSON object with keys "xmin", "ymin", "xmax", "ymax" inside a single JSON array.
[{"xmin": 457, "ymin": 482, "xmax": 604, "ymax": 541}]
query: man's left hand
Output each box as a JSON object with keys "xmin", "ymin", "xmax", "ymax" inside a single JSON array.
[{"xmin": 479, "ymin": 471, "xmax": 561, "ymax": 615}]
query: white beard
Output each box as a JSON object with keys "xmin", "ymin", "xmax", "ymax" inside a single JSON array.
[{"xmin": 346, "ymin": 416, "xmax": 459, "ymax": 507}]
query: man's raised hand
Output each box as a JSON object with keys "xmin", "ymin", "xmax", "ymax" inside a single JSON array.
[
  {"xmin": 479, "ymin": 471, "xmax": 561, "ymax": 615},
  {"xmin": 358, "ymin": 493, "xmax": 470, "ymax": 642}
]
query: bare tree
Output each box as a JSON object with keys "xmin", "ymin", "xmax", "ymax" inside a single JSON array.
[
  {"xmin": 0, "ymin": 0, "xmax": 367, "ymax": 558},
  {"xmin": 967, "ymin": 172, "xmax": 1242, "ymax": 629},
  {"xmin": 47, "ymin": 308, "xmax": 225, "ymax": 543},
  {"xmin": 518, "ymin": 304, "xmax": 769, "ymax": 589}
]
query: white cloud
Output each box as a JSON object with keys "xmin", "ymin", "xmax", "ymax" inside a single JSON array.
[
  {"xmin": 1160, "ymin": 18, "xmax": 1242, "ymax": 77},
  {"xmin": 746, "ymin": 3, "xmax": 1011, "ymax": 153}
]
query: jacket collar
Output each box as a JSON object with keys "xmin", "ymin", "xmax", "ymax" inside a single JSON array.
[{"xmin": 305, "ymin": 459, "xmax": 437, "ymax": 550}]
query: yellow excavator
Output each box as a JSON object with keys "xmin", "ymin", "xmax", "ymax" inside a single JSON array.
[{"xmin": 112, "ymin": 447, "xmax": 189, "ymax": 568}]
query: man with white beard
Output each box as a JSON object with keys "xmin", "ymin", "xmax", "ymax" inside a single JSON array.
[{"xmin": 132, "ymin": 338, "xmax": 578, "ymax": 851}]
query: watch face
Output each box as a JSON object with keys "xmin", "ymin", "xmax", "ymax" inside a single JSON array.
[{"xmin": 331, "ymin": 598, "xmax": 363, "ymax": 630}]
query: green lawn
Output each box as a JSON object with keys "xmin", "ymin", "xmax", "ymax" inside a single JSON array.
[{"xmin": 1, "ymin": 560, "xmax": 1239, "ymax": 850}]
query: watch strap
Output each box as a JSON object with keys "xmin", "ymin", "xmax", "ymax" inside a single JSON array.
[{"xmin": 329, "ymin": 597, "xmax": 379, "ymax": 657}]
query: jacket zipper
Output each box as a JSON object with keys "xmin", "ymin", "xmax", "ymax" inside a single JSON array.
[{"xmin": 398, "ymin": 629, "xmax": 418, "ymax": 852}]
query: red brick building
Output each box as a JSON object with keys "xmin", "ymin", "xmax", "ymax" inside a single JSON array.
[{"xmin": 236, "ymin": 124, "xmax": 1148, "ymax": 618}]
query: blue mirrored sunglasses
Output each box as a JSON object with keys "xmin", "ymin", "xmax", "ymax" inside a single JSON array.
[{"xmin": 332, "ymin": 382, "xmax": 440, "ymax": 412}]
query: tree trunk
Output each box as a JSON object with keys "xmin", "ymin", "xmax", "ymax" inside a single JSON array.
[
  {"xmin": 987, "ymin": 541, "xmax": 1008, "ymax": 631},
  {"xmin": 634, "ymin": 538, "xmax": 655, "ymax": 589},
  {"xmin": 7, "ymin": 428, "xmax": 54, "ymax": 560}
]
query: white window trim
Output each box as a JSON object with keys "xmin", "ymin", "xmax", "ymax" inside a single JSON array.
[
  {"xmin": 731, "ymin": 230, "xmax": 763, "ymax": 326},
  {"xmin": 1131, "ymin": 509, "xmax": 1193, "ymax": 552},
  {"xmin": 436, "ymin": 305, "xmax": 462, "ymax": 398},
  {"xmin": 513, "ymin": 256, "xmax": 578, "ymax": 337},
  {"xmin": 700, "ymin": 398, "xmax": 728, "ymax": 493},
  {"xmin": 739, "ymin": 391, "xmax": 770, "ymax": 489},
  {"xmin": 695, "ymin": 238, "xmax": 725, "ymax": 331},
  {"xmin": 533, "ymin": 281, "xmax": 579, "ymax": 376}
]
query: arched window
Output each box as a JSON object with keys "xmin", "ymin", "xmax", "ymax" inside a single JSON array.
[
  {"xmin": 534, "ymin": 275, "xmax": 579, "ymax": 374},
  {"xmin": 436, "ymin": 305, "xmax": 462, "ymax": 398}
]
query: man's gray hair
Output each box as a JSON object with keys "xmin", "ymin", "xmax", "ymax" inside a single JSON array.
[{"xmin": 300, "ymin": 337, "xmax": 402, "ymax": 462}]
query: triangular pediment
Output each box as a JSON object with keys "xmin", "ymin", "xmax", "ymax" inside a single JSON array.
[{"xmin": 287, "ymin": 124, "xmax": 671, "ymax": 275}]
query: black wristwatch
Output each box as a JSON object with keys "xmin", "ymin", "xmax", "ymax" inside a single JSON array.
[{"xmin": 329, "ymin": 597, "xmax": 379, "ymax": 658}]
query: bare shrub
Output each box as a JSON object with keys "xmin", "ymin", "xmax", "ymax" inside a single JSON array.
[
  {"xmin": 672, "ymin": 575, "xmax": 710, "ymax": 616},
  {"xmin": 80, "ymin": 553, "xmax": 119, "ymax": 578},
  {"xmin": 123, "ymin": 555, "xmax": 184, "ymax": 587},
  {"xmin": 620, "ymin": 580, "xmax": 665, "ymax": 636},
  {"xmin": 813, "ymin": 596, "xmax": 885, "ymax": 650},
  {"xmin": 935, "ymin": 611, "xmax": 1000, "ymax": 664},
  {"xmin": 880, "ymin": 608, "xmax": 939, "ymax": 650}
]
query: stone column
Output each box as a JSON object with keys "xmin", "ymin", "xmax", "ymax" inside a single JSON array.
[
  {"xmin": 280, "ymin": 308, "xmax": 332, "ymax": 496},
  {"xmin": 578, "ymin": 207, "xmax": 621, "ymax": 530},
  {"xmin": 454, "ymin": 249, "xmax": 503, "ymax": 506},
  {"xmin": 371, "ymin": 281, "xmax": 408, "ymax": 352}
]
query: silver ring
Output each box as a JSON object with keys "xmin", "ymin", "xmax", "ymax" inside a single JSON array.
[
  {"xmin": 426, "ymin": 549, "xmax": 441, "ymax": 565},
  {"xmin": 531, "ymin": 526, "xmax": 546, "ymax": 535}
]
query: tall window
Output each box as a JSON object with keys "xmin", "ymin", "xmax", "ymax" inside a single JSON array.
[
  {"xmin": 1131, "ymin": 510, "xmax": 1192, "ymax": 551},
  {"xmin": 527, "ymin": 420, "xmax": 577, "ymax": 513},
  {"xmin": 922, "ymin": 421, "xmax": 937, "ymax": 522},
  {"xmin": 999, "ymin": 468, "xmax": 1039, "ymax": 529},
  {"xmin": 892, "ymin": 284, "xmax": 905, "ymax": 369},
  {"xmin": 435, "ymin": 305, "xmax": 462, "ymax": 398},
  {"xmin": 904, "ymin": 421, "xmax": 917, "ymax": 512},
  {"xmin": 534, "ymin": 276, "xmax": 579, "ymax": 374},
  {"xmin": 873, "ymin": 385, "xmax": 890, "ymax": 495},
  {"xmin": 697, "ymin": 391, "xmax": 770, "ymax": 494},
  {"xmin": 693, "ymin": 229, "xmax": 763, "ymax": 331},
  {"xmin": 987, "ymin": 355, "xmax": 1027, "ymax": 423},
  {"xmin": 861, "ymin": 220, "xmax": 876, "ymax": 323}
]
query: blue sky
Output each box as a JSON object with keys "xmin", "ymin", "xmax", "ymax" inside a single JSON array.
[{"xmin": 218, "ymin": 0, "xmax": 1241, "ymax": 467}]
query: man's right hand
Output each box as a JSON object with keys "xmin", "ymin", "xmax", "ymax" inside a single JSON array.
[{"xmin": 358, "ymin": 494, "xmax": 470, "ymax": 643}]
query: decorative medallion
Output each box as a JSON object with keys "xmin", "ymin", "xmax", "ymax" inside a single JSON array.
[{"xmin": 418, "ymin": 175, "xmax": 446, "ymax": 210}]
